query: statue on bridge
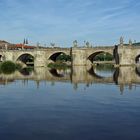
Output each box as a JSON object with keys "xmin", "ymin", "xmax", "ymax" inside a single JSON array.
[
  {"xmin": 129, "ymin": 39, "xmax": 132, "ymax": 46},
  {"xmin": 84, "ymin": 41, "xmax": 92, "ymax": 48},
  {"xmin": 86, "ymin": 41, "xmax": 90, "ymax": 48},
  {"xmin": 73, "ymin": 40, "xmax": 78, "ymax": 47},
  {"xmin": 120, "ymin": 36, "xmax": 124, "ymax": 46}
]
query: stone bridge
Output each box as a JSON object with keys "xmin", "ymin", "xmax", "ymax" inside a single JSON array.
[
  {"xmin": 0, "ymin": 48, "xmax": 71, "ymax": 67},
  {"xmin": 0, "ymin": 43, "xmax": 140, "ymax": 66}
]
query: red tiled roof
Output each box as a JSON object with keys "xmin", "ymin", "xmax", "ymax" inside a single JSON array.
[{"xmin": 15, "ymin": 44, "xmax": 35, "ymax": 49}]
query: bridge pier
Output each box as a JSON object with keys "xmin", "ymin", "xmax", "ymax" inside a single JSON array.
[
  {"xmin": 118, "ymin": 45, "xmax": 134, "ymax": 66},
  {"xmin": 34, "ymin": 50, "xmax": 47, "ymax": 67},
  {"xmin": 72, "ymin": 48, "xmax": 86, "ymax": 66},
  {"xmin": 72, "ymin": 48, "xmax": 90, "ymax": 66},
  {"xmin": 72, "ymin": 65, "xmax": 93, "ymax": 85}
]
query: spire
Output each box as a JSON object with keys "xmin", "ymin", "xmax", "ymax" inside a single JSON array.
[
  {"xmin": 23, "ymin": 38, "xmax": 26, "ymax": 44},
  {"xmin": 26, "ymin": 38, "xmax": 28, "ymax": 44}
]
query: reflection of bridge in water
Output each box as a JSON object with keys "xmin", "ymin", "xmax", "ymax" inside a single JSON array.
[{"xmin": 1, "ymin": 66, "xmax": 140, "ymax": 92}]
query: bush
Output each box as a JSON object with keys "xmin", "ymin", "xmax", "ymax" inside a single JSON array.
[
  {"xmin": 48, "ymin": 62, "xmax": 70, "ymax": 70},
  {"xmin": 15, "ymin": 63, "xmax": 22, "ymax": 70},
  {"xmin": 94, "ymin": 53, "xmax": 113, "ymax": 61},
  {"xmin": 56, "ymin": 54, "xmax": 71, "ymax": 62},
  {"xmin": 1, "ymin": 61, "xmax": 16, "ymax": 74}
]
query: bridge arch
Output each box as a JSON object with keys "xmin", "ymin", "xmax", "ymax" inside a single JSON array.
[
  {"xmin": 0, "ymin": 54, "xmax": 4, "ymax": 62},
  {"xmin": 16, "ymin": 53, "xmax": 34, "ymax": 66},
  {"xmin": 48, "ymin": 51, "xmax": 71, "ymax": 62},
  {"xmin": 135, "ymin": 54, "xmax": 140, "ymax": 64},
  {"xmin": 87, "ymin": 51, "xmax": 114, "ymax": 64},
  {"xmin": 19, "ymin": 67, "xmax": 34, "ymax": 76},
  {"xmin": 88, "ymin": 66, "xmax": 104, "ymax": 79},
  {"xmin": 135, "ymin": 67, "xmax": 140, "ymax": 76},
  {"xmin": 49, "ymin": 69, "xmax": 64, "ymax": 77},
  {"xmin": 88, "ymin": 65, "xmax": 115, "ymax": 78}
]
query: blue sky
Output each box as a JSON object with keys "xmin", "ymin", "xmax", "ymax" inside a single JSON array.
[{"xmin": 0, "ymin": 0, "xmax": 140, "ymax": 47}]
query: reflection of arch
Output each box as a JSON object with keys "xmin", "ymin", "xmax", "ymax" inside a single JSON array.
[
  {"xmin": 88, "ymin": 65, "xmax": 115, "ymax": 79},
  {"xmin": 88, "ymin": 67, "xmax": 103, "ymax": 79},
  {"xmin": 48, "ymin": 52, "xmax": 68, "ymax": 62},
  {"xmin": 0, "ymin": 55, "xmax": 3, "ymax": 62},
  {"xmin": 135, "ymin": 67, "xmax": 140, "ymax": 76},
  {"xmin": 87, "ymin": 51, "xmax": 114, "ymax": 63},
  {"xmin": 20, "ymin": 68, "xmax": 33, "ymax": 76},
  {"xmin": 17, "ymin": 53, "xmax": 34, "ymax": 65},
  {"xmin": 135, "ymin": 54, "xmax": 140, "ymax": 64},
  {"xmin": 49, "ymin": 69, "xmax": 64, "ymax": 77}
]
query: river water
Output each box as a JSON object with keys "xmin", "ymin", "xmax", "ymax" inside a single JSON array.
[{"xmin": 0, "ymin": 65, "xmax": 140, "ymax": 140}]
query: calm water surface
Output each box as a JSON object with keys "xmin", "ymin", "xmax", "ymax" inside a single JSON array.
[{"xmin": 0, "ymin": 65, "xmax": 140, "ymax": 140}]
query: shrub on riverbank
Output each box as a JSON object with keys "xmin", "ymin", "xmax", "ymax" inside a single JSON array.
[
  {"xmin": 0, "ymin": 61, "xmax": 22, "ymax": 74},
  {"xmin": 0, "ymin": 61, "xmax": 16, "ymax": 74}
]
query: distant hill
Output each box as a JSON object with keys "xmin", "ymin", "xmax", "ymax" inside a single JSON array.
[
  {"xmin": 123, "ymin": 42, "xmax": 140, "ymax": 46},
  {"xmin": 132, "ymin": 42, "xmax": 140, "ymax": 46},
  {"xmin": 0, "ymin": 40, "xmax": 10, "ymax": 46},
  {"xmin": 0, "ymin": 40, "xmax": 10, "ymax": 44}
]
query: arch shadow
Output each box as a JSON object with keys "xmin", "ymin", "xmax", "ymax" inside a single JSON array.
[
  {"xmin": 87, "ymin": 51, "xmax": 114, "ymax": 64},
  {"xmin": 135, "ymin": 54, "xmax": 140, "ymax": 64},
  {"xmin": 19, "ymin": 67, "xmax": 34, "ymax": 76},
  {"xmin": 17, "ymin": 53, "xmax": 34, "ymax": 66},
  {"xmin": 48, "ymin": 52, "xmax": 71, "ymax": 62},
  {"xmin": 135, "ymin": 67, "xmax": 140, "ymax": 77},
  {"xmin": 49, "ymin": 69, "xmax": 64, "ymax": 77},
  {"xmin": 88, "ymin": 65, "xmax": 115, "ymax": 78},
  {"xmin": 88, "ymin": 67, "xmax": 104, "ymax": 79}
]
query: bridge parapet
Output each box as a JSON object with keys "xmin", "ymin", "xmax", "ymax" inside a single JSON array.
[{"xmin": 132, "ymin": 46, "xmax": 140, "ymax": 49}]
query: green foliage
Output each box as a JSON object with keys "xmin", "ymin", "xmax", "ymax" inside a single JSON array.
[
  {"xmin": 94, "ymin": 53, "xmax": 113, "ymax": 61},
  {"xmin": 56, "ymin": 54, "xmax": 71, "ymax": 62},
  {"xmin": 0, "ymin": 61, "xmax": 24, "ymax": 74},
  {"xmin": 25, "ymin": 67, "xmax": 34, "ymax": 72},
  {"xmin": 124, "ymin": 42, "xmax": 140, "ymax": 46},
  {"xmin": 15, "ymin": 63, "xmax": 22, "ymax": 70},
  {"xmin": 0, "ymin": 61, "xmax": 16, "ymax": 74},
  {"xmin": 133, "ymin": 42, "xmax": 140, "ymax": 46},
  {"xmin": 48, "ymin": 62, "xmax": 70, "ymax": 70}
]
